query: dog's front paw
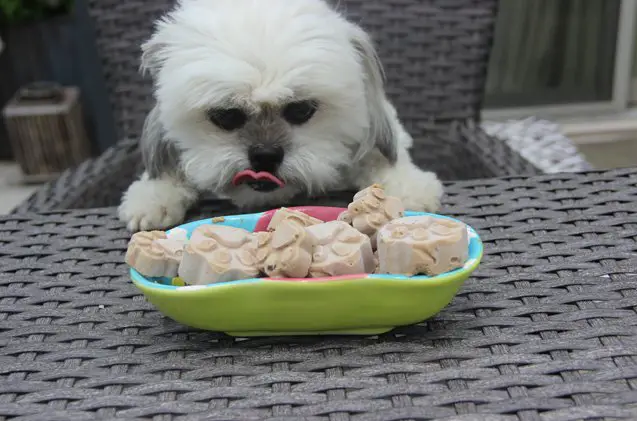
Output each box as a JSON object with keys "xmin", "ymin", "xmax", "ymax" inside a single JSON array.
[
  {"xmin": 384, "ymin": 170, "xmax": 443, "ymax": 213},
  {"xmin": 118, "ymin": 178, "xmax": 194, "ymax": 232}
]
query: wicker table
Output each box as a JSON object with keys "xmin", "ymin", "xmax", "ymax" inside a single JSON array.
[{"xmin": 1, "ymin": 168, "xmax": 636, "ymax": 421}]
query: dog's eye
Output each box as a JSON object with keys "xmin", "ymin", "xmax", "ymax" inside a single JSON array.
[
  {"xmin": 208, "ymin": 108, "xmax": 247, "ymax": 131},
  {"xmin": 282, "ymin": 100, "xmax": 318, "ymax": 125}
]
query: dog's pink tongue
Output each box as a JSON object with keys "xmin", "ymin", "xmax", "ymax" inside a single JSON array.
[{"xmin": 232, "ymin": 170, "xmax": 285, "ymax": 188}]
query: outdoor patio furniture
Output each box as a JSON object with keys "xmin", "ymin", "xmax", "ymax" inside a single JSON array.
[
  {"xmin": 13, "ymin": 0, "xmax": 541, "ymax": 213},
  {"xmin": 4, "ymin": 1, "xmax": 636, "ymax": 419},
  {"xmin": 1, "ymin": 168, "xmax": 636, "ymax": 419},
  {"xmin": 483, "ymin": 118, "xmax": 594, "ymax": 173}
]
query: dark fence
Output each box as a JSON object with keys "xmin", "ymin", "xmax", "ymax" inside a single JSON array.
[{"xmin": 0, "ymin": 4, "xmax": 116, "ymax": 160}]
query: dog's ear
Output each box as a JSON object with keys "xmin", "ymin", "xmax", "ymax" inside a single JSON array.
[
  {"xmin": 140, "ymin": 104, "xmax": 182, "ymax": 179},
  {"xmin": 140, "ymin": 35, "xmax": 167, "ymax": 78},
  {"xmin": 349, "ymin": 25, "xmax": 397, "ymax": 163},
  {"xmin": 141, "ymin": 0, "xmax": 189, "ymax": 77}
]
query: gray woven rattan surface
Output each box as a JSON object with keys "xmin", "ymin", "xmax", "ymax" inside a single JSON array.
[
  {"xmin": 14, "ymin": 0, "xmax": 544, "ymax": 213},
  {"xmin": 2, "ymin": 169, "xmax": 637, "ymax": 420},
  {"xmin": 11, "ymin": 123, "xmax": 541, "ymax": 213}
]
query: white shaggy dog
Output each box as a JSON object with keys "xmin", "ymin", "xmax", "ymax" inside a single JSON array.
[{"xmin": 119, "ymin": 0, "xmax": 443, "ymax": 232}]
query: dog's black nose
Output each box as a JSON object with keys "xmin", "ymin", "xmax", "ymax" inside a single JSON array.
[{"xmin": 248, "ymin": 145, "xmax": 284, "ymax": 173}]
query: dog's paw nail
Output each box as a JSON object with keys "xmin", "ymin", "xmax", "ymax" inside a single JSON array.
[{"xmin": 127, "ymin": 219, "xmax": 141, "ymax": 232}]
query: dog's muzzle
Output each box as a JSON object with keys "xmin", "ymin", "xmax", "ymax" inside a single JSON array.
[{"xmin": 232, "ymin": 145, "xmax": 286, "ymax": 192}]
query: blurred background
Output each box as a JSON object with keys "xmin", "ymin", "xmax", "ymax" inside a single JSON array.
[
  {"xmin": 484, "ymin": 0, "xmax": 637, "ymax": 170},
  {"xmin": 1, "ymin": 0, "xmax": 637, "ymax": 213}
]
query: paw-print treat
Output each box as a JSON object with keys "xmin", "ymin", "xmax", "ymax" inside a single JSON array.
[
  {"xmin": 253, "ymin": 231, "xmax": 273, "ymax": 274},
  {"xmin": 167, "ymin": 227, "xmax": 189, "ymax": 243},
  {"xmin": 347, "ymin": 184, "xmax": 405, "ymax": 248},
  {"xmin": 268, "ymin": 208, "xmax": 322, "ymax": 231},
  {"xmin": 127, "ymin": 188, "xmax": 472, "ymax": 283},
  {"xmin": 377, "ymin": 216, "xmax": 468, "ymax": 276},
  {"xmin": 263, "ymin": 219, "xmax": 314, "ymax": 278},
  {"xmin": 306, "ymin": 221, "xmax": 375, "ymax": 277},
  {"xmin": 126, "ymin": 231, "xmax": 186, "ymax": 278},
  {"xmin": 179, "ymin": 225, "xmax": 259, "ymax": 285},
  {"xmin": 337, "ymin": 210, "xmax": 353, "ymax": 225}
]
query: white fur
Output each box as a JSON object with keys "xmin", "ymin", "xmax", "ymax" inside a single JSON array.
[
  {"xmin": 353, "ymin": 150, "xmax": 443, "ymax": 213},
  {"xmin": 350, "ymin": 102, "xmax": 443, "ymax": 212},
  {"xmin": 119, "ymin": 0, "xmax": 443, "ymax": 231},
  {"xmin": 119, "ymin": 174, "xmax": 197, "ymax": 232}
]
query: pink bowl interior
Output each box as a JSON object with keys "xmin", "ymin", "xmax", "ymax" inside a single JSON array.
[{"xmin": 253, "ymin": 206, "xmax": 347, "ymax": 232}]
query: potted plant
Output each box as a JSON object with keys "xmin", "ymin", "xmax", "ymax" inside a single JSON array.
[{"xmin": 0, "ymin": 0, "xmax": 73, "ymax": 22}]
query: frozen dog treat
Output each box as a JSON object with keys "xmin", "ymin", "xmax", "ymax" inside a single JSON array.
[
  {"xmin": 126, "ymin": 231, "xmax": 185, "ymax": 278},
  {"xmin": 179, "ymin": 225, "xmax": 259, "ymax": 285},
  {"xmin": 377, "ymin": 216, "xmax": 468, "ymax": 276},
  {"xmin": 263, "ymin": 219, "xmax": 313, "ymax": 278},
  {"xmin": 167, "ymin": 227, "xmax": 189, "ymax": 243},
  {"xmin": 253, "ymin": 231, "xmax": 273, "ymax": 273},
  {"xmin": 268, "ymin": 207, "xmax": 323, "ymax": 231},
  {"xmin": 337, "ymin": 210, "xmax": 353, "ymax": 225},
  {"xmin": 306, "ymin": 221, "xmax": 375, "ymax": 277},
  {"xmin": 353, "ymin": 184, "xmax": 384, "ymax": 201},
  {"xmin": 373, "ymin": 251, "xmax": 380, "ymax": 274},
  {"xmin": 347, "ymin": 184, "xmax": 405, "ymax": 247}
]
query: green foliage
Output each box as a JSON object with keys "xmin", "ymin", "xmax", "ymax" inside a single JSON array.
[{"xmin": 0, "ymin": 0, "xmax": 73, "ymax": 24}]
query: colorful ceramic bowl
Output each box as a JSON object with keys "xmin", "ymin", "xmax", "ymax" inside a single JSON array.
[{"xmin": 130, "ymin": 206, "xmax": 483, "ymax": 337}]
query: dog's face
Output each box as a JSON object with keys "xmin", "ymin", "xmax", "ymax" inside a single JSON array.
[{"xmin": 141, "ymin": 0, "xmax": 396, "ymax": 204}]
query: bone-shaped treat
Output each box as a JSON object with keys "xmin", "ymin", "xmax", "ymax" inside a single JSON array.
[
  {"xmin": 267, "ymin": 208, "xmax": 322, "ymax": 231},
  {"xmin": 179, "ymin": 225, "xmax": 259, "ymax": 285},
  {"xmin": 377, "ymin": 216, "xmax": 468, "ymax": 276},
  {"xmin": 126, "ymin": 231, "xmax": 186, "ymax": 278},
  {"xmin": 347, "ymin": 184, "xmax": 405, "ymax": 248},
  {"xmin": 306, "ymin": 221, "xmax": 375, "ymax": 277},
  {"xmin": 262, "ymin": 219, "xmax": 313, "ymax": 278}
]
